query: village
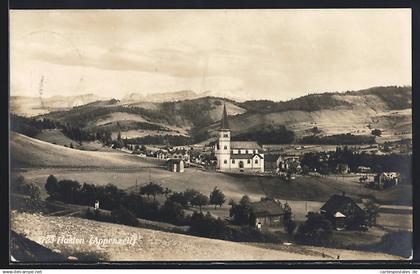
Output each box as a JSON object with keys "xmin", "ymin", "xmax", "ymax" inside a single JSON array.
[
  {"xmin": 80, "ymin": 104, "xmax": 411, "ymax": 238},
  {"xmin": 9, "ymin": 98, "xmax": 412, "ymax": 261},
  {"xmin": 8, "ymin": 8, "xmax": 413, "ymax": 262}
]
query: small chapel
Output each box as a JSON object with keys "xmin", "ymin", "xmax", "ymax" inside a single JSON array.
[{"xmin": 214, "ymin": 103, "xmax": 264, "ymax": 173}]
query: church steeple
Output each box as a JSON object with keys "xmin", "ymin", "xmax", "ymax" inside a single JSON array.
[{"xmin": 220, "ymin": 102, "xmax": 230, "ymax": 130}]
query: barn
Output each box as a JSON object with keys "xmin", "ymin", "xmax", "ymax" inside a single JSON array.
[{"xmin": 250, "ymin": 199, "xmax": 285, "ymax": 229}]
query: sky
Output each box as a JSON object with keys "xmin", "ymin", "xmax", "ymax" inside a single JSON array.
[{"xmin": 10, "ymin": 9, "xmax": 411, "ymax": 101}]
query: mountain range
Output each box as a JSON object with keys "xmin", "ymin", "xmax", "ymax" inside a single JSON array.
[{"xmin": 10, "ymin": 86, "xmax": 412, "ymax": 145}]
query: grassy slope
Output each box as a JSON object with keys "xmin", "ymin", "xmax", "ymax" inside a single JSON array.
[
  {"xmin": 11, "ymin": 212, "xmax": 401, "ymax": 261},
  {"xmin": 11, "ymin": 132, "xmax": 164, "ymax": 169}
]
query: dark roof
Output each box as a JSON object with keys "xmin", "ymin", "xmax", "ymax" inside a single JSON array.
[
  {"xmin": 231, "ymin": 141, "xmax": 262, "ymax": 150},
  {"xmin": 231, "ymin": 153, "xmax": 263, "ymax": 159},
  {"xmin": 250, "ymin": 200, "xmax": 284, "ymax": 217},
  {"xmin": 264, "ymin": 154, "xmax": 281, "ymax": 162},
  {"xmin": 320, "ymin": 194, "xmax": 363, "ymax": 214},
  {"xmin": 220, "ymin": 103, "xmax": 230, "ymax": 130}
]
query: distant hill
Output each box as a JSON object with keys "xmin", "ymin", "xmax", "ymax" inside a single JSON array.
[
  {"xmin": 11, "ymin": 93, "xmax": 107, "ymax": 117},
  {"xmin": 11, "ymin": 86, "xmax": 412, "ymax": 145}
]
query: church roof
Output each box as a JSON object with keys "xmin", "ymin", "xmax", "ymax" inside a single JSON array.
[
  {"xmin": 231, "ymin": 153, "xmax": 264, "ymax": 159},
  {"xmin": 220, "ymin": 103, "xmax": 230, "ymax": 130},
  {"xmin": 231, "ymin": 141, "xmax": 262, "ymax": 150}
]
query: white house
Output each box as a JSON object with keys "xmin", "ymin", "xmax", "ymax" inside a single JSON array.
[{"xmin": 214, "ymin": 103, "xmax": 264, "ymax": 173}]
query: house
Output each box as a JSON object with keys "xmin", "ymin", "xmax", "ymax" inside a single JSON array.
[
  {"xmin": 167, "ymin": 159, "xmax": 185, "ymax": 173},
  {"xmin": 214, "ymin": 103, "xmax": 264, "ymax": 173},
  {"xmin": 278, "ymin": 155, "xmax": 301, "ymax": 173},
  {"xmin": 156, "ymin": 150, "xmax": 169, "ymax": 160},
  {"xmin": 374, "ymin": 172, "xmax": 400, "ymax": 189},
  {"xmin": 320, "ymin": 193, "xmax": 365, "ymax": 230},
  {"xmin": 168, "ymin": 148, "xmax": 191, "ymax": 164},
  {"xmin": 264, "ymin": 154, "xmax": 300, "ymax": 175},
  {"xmin": 250, "ymin": 199, "xmax": 285, "ymax": 229}
]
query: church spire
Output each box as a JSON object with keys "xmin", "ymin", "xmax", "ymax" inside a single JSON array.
[{"xmin": 220, "ymin": 102, "xmax": 230, "ymax": 130}]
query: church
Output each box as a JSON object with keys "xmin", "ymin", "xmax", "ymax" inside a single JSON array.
[{"xmin": 214, "ymin": 104, "xmax": 264, "ymax": 173}]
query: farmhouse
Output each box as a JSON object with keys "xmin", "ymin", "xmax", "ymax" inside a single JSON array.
[
  {"xmin": 214, "ymin": 104, "xmax": 264, "ymax": 173},
  {"xmin": 168, "ymin": 148, "xmax": 191, "ymax": 164},
  {"xmin": 320, "ymin": 193, "xmax": 365, "ymax": 230},
  {"xmin": 250, "ymin": 199, "xmax": 284, "ymax": 229},
  {"xmin": 167, "ymin": 159, "xmax": 185, "ymax": 173},
  {"xmin": 265, "ymin": 154, "xmax": 301, "ymax": 175}
]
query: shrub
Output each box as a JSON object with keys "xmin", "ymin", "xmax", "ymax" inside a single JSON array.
[
  {"xmin": 189, "ymin": 212, "xmax": 231, "ymax": 240},
  {"xmin": 295, "ymin": 212, "xmax": 333, "ymax": 245},
  {"xmin": 371, "ymin": 129, "xmax": 382, "ymax": 137},
  {"xmin": 159, "ymin": 200, "xmax": 187, "ymax": 225},
  {"xmin": 45, "ymin": 175, "xmax": 59, "ymax": 198},
  {"xmin": 229, "ymin": 195, "xmax": 255, "ymax": 226},
  {"xmin": 167, "ymin": 192, "xmax": 189, "ymax": 208},
  {"xmin": 111, "ymin": 206, "xmax": 139, "ymax": 227},
  {"xmin": 190, "ymin": 193, "xmax": 209, "ymax": 212}
]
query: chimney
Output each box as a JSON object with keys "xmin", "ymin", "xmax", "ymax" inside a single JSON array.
[{"xmin": 342, "ymin": 192, "xmax": 346, "ymax": 197}]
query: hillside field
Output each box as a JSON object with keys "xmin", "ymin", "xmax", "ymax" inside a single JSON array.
[
  {"xmin": 11, "ymin": 212, "xmax": 403, "ymax": 261},
  {"xmin": 11, "ymin": 132, "xmax": 164, "ymax": 169}
]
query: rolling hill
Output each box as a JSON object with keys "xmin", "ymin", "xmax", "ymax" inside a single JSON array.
[
  {"xmin": 11, "ymin": 86, "xmax": 412, "ymax": 145},
  {"xmin": 10, "ymin": 132, "xmax": 164, "ymax": 168}
]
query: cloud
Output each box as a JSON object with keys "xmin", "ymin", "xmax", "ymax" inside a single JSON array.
[{"xmin": 10, "ymin": 9, "xmax": 411, "ymax": 101}]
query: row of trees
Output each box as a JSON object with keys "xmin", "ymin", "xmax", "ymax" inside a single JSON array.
[
  {"xmin": 300, "ymin": 133, "xmax": 375, "ymax": 145},
  {"xmin": 45, "ymin": 175, "xmax": 227, "ymax": 225},
  {"xmin": 301, "ymin": 146, "xmax": 411, "ymax": 180}
]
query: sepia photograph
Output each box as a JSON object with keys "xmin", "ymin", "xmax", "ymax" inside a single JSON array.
[{"xmin": 9, "ymin": 9, "xmax": 412, "ymax": 262}]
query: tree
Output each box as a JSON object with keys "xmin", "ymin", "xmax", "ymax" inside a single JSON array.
[
  {"xmin": 163, "ymin": 187, "xmax": 172, "ymax": 198},
  {"xmin": 45, "ymin": 175, "xmax": 59, "ymax": 197},
  {"xmin": 189, "ymin": 211, "xmax": 230, "ymax": 240},
  {"xmin": 209, "ymin": 187, "xmax": 226, "ymax": 209},
  {"xmin": 25, "ymin": 183, "xmax": 43, "ymax": 212},
  {"xmin": 159, "ymin": 200, "xmax": 186, "ymax": 225},
  {"xmin": 364, "ymin": 200, "xmax": 380, "ymax": 227},
  {"xmin": 183, "ymin": 189, "xmax": 200, "ymax": 206},
  {"xmin": 229, "ymin": 195, "xmax": 254, "ymax": 226},
  {"xmin": 301, "ymin": 165, "xmax": 310, "ymax": 175},
  {"xmin": 285, "ymin": 219, "xmax": 297, "ymax": 235},
  {"xmin": 168, "ymin": 192, "xmax": 189, "ymax": 208},
  {"xmin": 56, "ymin": 180, "xmax": 81, "ymax": 204},
  {"xmin": 296, "ymin": 212, "xmax": 333, "ymax": 245},
  {"xmin": 283, "ymin": 202, "xmax": 296, "ymax": 235},
  {"xmin": 111, "ymin": 206, "xmax": 139, "ymax": 227},
  {"xmin": 190, "ymin": 193, "xmax": 209, "ymax": 212},
  {"xmin": 371, "ymin": 129, "xmax": 382, "ymax": 137},
  {"xmin": 140, "ymin": 182, "xmax": 164, "ymax": 201}
]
